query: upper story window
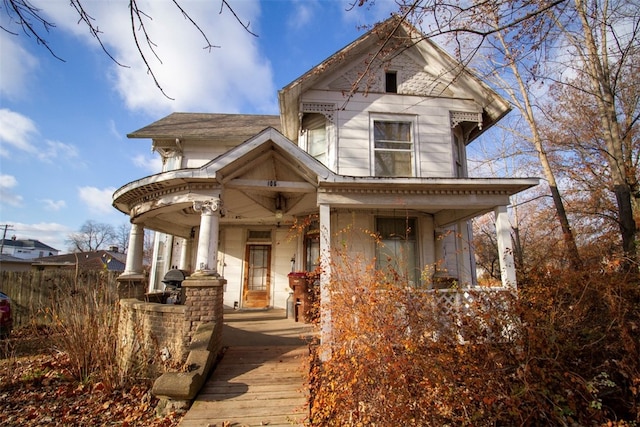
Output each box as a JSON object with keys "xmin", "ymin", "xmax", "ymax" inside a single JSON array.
[
  {"xmin": 385, "ymin": 71, "xmax": 397, "ymax": 93},
  {"xmin": 301, "ymin": 113, "xmax": 327, "ymax": 165},
  {"xmin": 453, "ymin": 132, "xmax": 466, "ymax": 178},
  {"xmin": 372, "ymin": 118, "xmax": 415, "ymax": 177}
]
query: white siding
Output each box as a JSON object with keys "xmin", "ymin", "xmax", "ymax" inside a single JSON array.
[
  {"xmin": 301, "ymin": 90, "xmax": 480, "ymax": 178},
  {"xmin": 326, "ymin": 211, "xmax": 467, "ymax": 286},
  {"xmin": 221, "ymin": 227, "xmax": 245, "ymax": 309},
  {"xmin": 220, "ymin": 226, "xmax": 297, "ymax": 310},
  {"xmin": 182, "ymin": 142, "xmax": 239, "ymax": 169},
  {"xmin": 273, "ymin": 228, "xmax": 297, "ymax": 309}
]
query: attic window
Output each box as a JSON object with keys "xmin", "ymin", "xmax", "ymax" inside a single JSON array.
[{"xmin": 385, "ymin": 71, "xmax": 397, "ymax": 93}]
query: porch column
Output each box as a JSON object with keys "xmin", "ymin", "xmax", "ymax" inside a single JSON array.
[
  {"xmin": 456, "ymin": 220, "xmax": 473, "ymax": 286},
  {"xmin": 193, "ymin": 198, "xmax": 222, "ymax": 276},
  {"xmin": 319, "ymin": 203, "xmax": 332, "ymax": 361},
  {"xmin": 121, "ymin": 223, "xmax": 144, "ymax": 278},
  {"xmin": 116, "ymin": 223, "xmax": 146, "ymax": 300},
  {"xmin": 495, "ymin": 205, "xmax": 517, "ymax": 289},
  {"xmin": 178, "ymin": 237, "xmax": 192, "ymax": 271}
]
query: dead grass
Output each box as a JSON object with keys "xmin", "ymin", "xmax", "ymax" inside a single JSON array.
[{"xmin": 0, "ymin": 326, "xmax": 184, "ymax": 426}]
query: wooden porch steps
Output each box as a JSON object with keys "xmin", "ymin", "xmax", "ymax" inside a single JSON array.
[{"xmin": 179, "ymin": 345, "xmax": 309, "ymax": 427}]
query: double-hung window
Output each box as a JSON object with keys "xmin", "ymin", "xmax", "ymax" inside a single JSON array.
[
  {"xmin": 302, "ymin": 113, "xmax": 327, "ymax": 165},
  {"xmin": 376, "ymin": 217, "xmax": 418, "ymax": 286},
  {"xmin": 372, "ymin": 117, "xmax": 415, "ymax": 177}
]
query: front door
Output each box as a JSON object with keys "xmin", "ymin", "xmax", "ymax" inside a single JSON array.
[{"xmin": 242, "ymin": 244, "xmax": 271, "ymax": 308}]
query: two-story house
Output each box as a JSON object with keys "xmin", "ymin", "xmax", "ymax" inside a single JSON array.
[
  {"xmin": 113, "ymin": 16, "xmax": 537, "ymax": 315},
  {"xmin": 0, "ymin": 238, "xmax": 59, "ymax": 260}
]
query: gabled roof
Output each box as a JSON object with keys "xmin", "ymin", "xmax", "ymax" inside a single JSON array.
[
  {"xmin": 202, "ymin": 127, "xmax": 332, "ymax": 182},
  {"xmin": 278, "ymin": 15, "xmax": 511, "ymax": 141}
]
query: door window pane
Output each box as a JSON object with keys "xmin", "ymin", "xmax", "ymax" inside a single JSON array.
[{"xmin": 248, "ymin": 245, "xmax": 269, "ymax": 291}]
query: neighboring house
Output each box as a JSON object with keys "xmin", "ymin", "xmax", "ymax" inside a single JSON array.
[
  {"xmin": 113, "ymin": 17, "xmax": 537, "ymax": 313},
  {"xmin": 0, "ymin": 254, "xmax": 33, "ymax": 272},
  {"xmin": 31, "ymin": 249, "xmax": 126, "ymax": 272},
  {"xmin": 0, "ymin": 238, "xmax": 59, "ymax": 260}
]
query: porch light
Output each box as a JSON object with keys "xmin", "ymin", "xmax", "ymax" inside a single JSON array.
[{"xmin": 275, "ymin": 193, "xmax": 285, "ymax": 219}]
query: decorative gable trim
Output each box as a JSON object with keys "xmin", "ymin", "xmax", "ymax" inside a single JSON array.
[
  {"xmin": 451, "ymin": 111, "xmax": 483, "ymax": 130},
  {"xmin": 301, "ymin": 103, "xmax": 335, "ymax": 123}
]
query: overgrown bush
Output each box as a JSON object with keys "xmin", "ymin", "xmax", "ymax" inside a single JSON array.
[
  {"xmin": 46, "ymin": 274, "xmax": 125, "ymax": 391},
  {"xmin": 308, "ymin": 242, "xmax": 640, "ymax": 425}
]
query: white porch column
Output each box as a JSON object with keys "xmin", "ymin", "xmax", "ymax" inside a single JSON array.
[
  {"xmin": 193, "ymin": 198, "xmax": 222, "ymax": 276},
  {"xmin": 457, "ymin": 220, "xmax": 473, "ymax": 286},
  {"xmin": 495, "ymin": 205, "xmax": 517, "ymax": 289},
  {"xmin": 319, "ymin": 203, "xmax": 332, "ymax": 361},
  {"xmin": 121, "ymin": 223, "xmax": 144, "ymax": 277},
  {"xmin": 178, "ymin": 237, "xmax": 192, "ymax": 271}
]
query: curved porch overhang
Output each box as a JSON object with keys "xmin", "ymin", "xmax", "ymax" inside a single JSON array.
[{"xmin": 112, "ymin": 128, "xmax": 327, "ymax": 237}]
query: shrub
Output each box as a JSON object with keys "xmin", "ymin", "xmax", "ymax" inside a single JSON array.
[
  {"xmin": 47, "ymin": 274, "xmax": 124, "ymax": 391},
  {"xmin": 308, "ymin": 242, "xmax": 640, "ymax": 425}
]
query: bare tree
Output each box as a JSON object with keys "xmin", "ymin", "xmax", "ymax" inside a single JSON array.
[
  {"xmin": 1, "ymin": 0, "xmax": 255, "ymax": 97},
  {"xmin": 551, "ymin": 0, "xmax": 640, "ymax": 268},
  {"xmin": 66, "ymin": 220, "xmax": 116, "ymax": 252},
  {"xmin": 480, "ymin": 11, "xmax": 583, "ymax": 269},
  {"xmin": 368, "ymin": 0, "xmax": 639, "ymax": 269},
  {"xmin": 113, "ymin": 223, "xmax": 131, "ymax": 254}
]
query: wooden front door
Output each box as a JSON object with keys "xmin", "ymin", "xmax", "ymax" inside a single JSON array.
[{"xmin": 242, "ymin": 244, "xmax": 271, "ymax": 308}]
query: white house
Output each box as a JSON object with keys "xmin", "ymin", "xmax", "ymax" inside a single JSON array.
[
  {"xmin": 0, "ymin": 238, "xmax": 59, "ymax": 260},
  {"xmin": 113, "ymin": 17, "xmax": 537, "ymax": 316}
]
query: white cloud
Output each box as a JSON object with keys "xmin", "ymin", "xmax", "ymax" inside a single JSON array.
[
  {"xmin": 0, "ymin": 109, "xmax": 84, "ymax": 164},
  {"xmin": 38, "ymin": 140, "xmax": 82, "ymax": 163},
  {"xmin": 288, "ymin": 0, "xmax": 318, "ymax": 30},
  {"xmin": 340, "ymin": 0, "xmax": 397, "ymax": 26},
  {"xmin": 108, "ymin": 120, "xmax": 122, "ymax": 140},
  {"xmin": 133, "ymin": 154, "xmax": 163, "ymax": 174},
  {"xmin": 41, "ymin": 199, "xmax": 67, "ymax": 211},
  {"xmin": 0, "ymin": 109, "xmax": 39, "ymax": 154},
  {"xmin": 34, "ymin": 0, "xmax": 277, "ymax": 116},
  {"xmin": 0, "ymin": 174, "xmax": 23, "ymax": 207},
  {"xmin": 0, "ymin": 32, "xmax": 39, "ymax": 100},
  {"xmin": 78, "ymin": 186, "xmax": 117, "ymax": 215}
]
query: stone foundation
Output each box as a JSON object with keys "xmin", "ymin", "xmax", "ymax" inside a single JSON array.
[
  {"xmin": 118, "ymin": 299, "xmax": 187, "ymax": 377},
  {"xmin": 116, "ymin": 275, "xmax": 226, "ymax": 407}
]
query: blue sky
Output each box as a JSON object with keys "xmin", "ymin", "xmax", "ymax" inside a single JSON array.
[{"xmin": 0, "ymin": 0, "xmax": 397, "ymax": 252}]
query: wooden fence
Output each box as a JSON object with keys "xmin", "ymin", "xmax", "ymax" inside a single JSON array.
[{"xmin": 0, "ymin": 270, "xmax": 119, "ymax": 328}]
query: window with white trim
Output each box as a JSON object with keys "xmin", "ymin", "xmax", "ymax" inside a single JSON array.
[
  {"xmin": 302, "ymin": 113, "xmax": 327, "ymax": 165},
  {"xmin": 375, "ymin": 217, "xmax": 419, "ymax": 286},
  {"xmin": 372, "ymin": 118, "xmax": 415, "ymax": 177}
]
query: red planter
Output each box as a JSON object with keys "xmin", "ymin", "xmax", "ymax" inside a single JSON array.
[{"xmin": 288, "ymin": 272, "xmax": 315, "ymax": 323}]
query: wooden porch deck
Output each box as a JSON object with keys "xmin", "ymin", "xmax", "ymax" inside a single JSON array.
[{"xmin": 178, "ymin": 310, "xmax": 314, "ymax": 427}]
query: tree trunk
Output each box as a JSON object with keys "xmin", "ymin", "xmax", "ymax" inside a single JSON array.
[
  {"xmin": 496, "ymin": 29, "xmax": 583, "ymax": 270},
  {"xmin": 574, "ymin": 0, "xmax": 637, "ymax": 269}
]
